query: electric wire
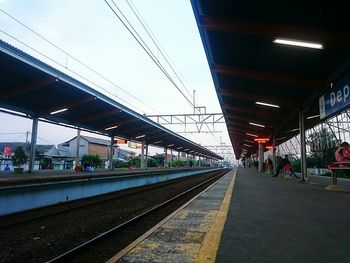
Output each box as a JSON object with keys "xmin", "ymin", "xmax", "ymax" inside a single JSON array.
[
  {"xmin": 125, "ymin": 0, "xmax": 193, "ymax": 99},
  {"xmin": 106, "ymin": 0, "xmax": 220, "ymax": 140},
  {"xmin": 0, "ymin": 29, "xmax": 147, "ymax": 114},
  {"xmin": 0, "ymin": 8, "xmax": 160, "ymax": 115},
  {"xmin": 104, "ymin": 0, "xmax": 194, "ymax": 108},
  {"xmin": 125, "ymin": 1, "xmax": 218, "ymax": 140}
]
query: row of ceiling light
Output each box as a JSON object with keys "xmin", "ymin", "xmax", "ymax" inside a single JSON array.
[{"xmin": 239, "ymin": 37, "xmax": 323, "ymax": 157}]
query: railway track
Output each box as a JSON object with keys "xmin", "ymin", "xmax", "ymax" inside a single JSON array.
[
  {"xmin": 46, "ymin": 169, "xmax": 229, "ymax": 262},
  {"xmin": 0, "ymin": 169, "xmax": 221, "ymax": 228},
  {"xmin": 0, "ymin": 169, "xmax": 230, "ymax": 262}
]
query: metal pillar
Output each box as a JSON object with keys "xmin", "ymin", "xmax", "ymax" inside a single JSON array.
[
  {"xmin": 75, "ymin": 129, "xmax": 81, "ymax": 166},
  {"xmin": 141, "ymin": 141, "xmax": 145, "ymax": 169},
  {"xmin": 299, "ymin": 109, "xmax": 308, "ymax": 181},
  {"xmin": 109, "ymin": 136, "xmax": 114, "ymax": 171},
  {"xmin": 272, "ymin": 136, "xmax": 276, "ymax": 174},
  {"xmin": 164, "ymin": 148, "xmax": 168, "ymax": 168},
  {"xmin": 258, "ymin": 143, "xmax": 264, "ymax": 172},
  {"xmin": 198, "ymin": 156, "xmax": 201, "ymax": 167},
  {"xmin": 170, "ymin": 149, "xmax": 173, "ymax": 168},
  {"xmin": 178, "ymin": 151, "xmax": 180, "ymax": 162},
  {"xmin": 145, "ymin": 145, "xmax": 148, "ymax": 169},
  {"xmin": 29, "ymin": 117, "xmax": 38, "ymax": 173}
]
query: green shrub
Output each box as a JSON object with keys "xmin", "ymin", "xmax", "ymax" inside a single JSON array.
[
  {"xmin": 11, "ymin": 147, "xmax": 27, "ymax": 167},
  {"xmin": 81, "ymin": 154, "xmax": 102, "ymax": 168}
]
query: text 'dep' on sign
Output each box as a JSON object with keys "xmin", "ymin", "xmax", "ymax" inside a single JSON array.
[{"xmin": 319, "ymin": 74, "xmax": 350, "ymax": 119}]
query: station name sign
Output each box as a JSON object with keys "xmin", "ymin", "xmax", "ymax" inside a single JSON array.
[{"xmin": 319, "ymin": 75, "xmax": 350, "ymax": 119}]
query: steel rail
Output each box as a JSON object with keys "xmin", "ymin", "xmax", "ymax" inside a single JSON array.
[
  {"xmin": 46, "ymin": 169, "xmax": 229, "ymax": 263},
  {"xmin": 0, "ymin": 169, "xmax": 220, "ymax": 228}
]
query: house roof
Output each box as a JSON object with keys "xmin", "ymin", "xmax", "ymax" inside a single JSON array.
[{"xmin": 0, "ymin": 142, "xmax": 60, "ymax": 156}]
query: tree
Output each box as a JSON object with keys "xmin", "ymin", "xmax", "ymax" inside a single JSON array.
[
  {"xmin": 81, "ymin": 154, "xmax": 102, "ymax": 168},
  {"xmin": 11, "ymin": 147, "xmax": 27, "ymax": 168},
  {"xmin": 306, "ymin": 128, "xmax": 338, "ymax": 168}
]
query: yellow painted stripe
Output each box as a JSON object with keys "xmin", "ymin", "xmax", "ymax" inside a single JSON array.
[{"xmin": 195, "ymin": 168, "xmax": 237, "ymax": 263}]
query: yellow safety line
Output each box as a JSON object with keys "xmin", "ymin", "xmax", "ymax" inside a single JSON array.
[
  {"xmin": 106, "ymin": 172, "xmax": 229, "ymax": 263},
  {"xmin": 195, "ymin": 168, "xmax": 237, "ymax": 263}
]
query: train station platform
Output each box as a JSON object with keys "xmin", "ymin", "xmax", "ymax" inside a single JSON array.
[
  {"xmin": 0, "ymin": 167, "xmax": 210, "ymax": 186},
  {"xmin": 115, "ymin": 167, "xmax": 350, "ymax": 263}
]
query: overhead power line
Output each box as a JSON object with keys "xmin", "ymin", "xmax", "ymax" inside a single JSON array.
[
  {"xmin": 0, "ymin": 8, "xmax": 160, "ymax": 115},
  {"xmin": 125, "ymin": 0, "xmax": 193, "ymax": 99},
  {"xmin": 104, "ymin": 0, "xmax": 195, "ymax": 108},
  {"xmin": 104, "ymin": 0, "xmax": 221, "ymax": 143}
]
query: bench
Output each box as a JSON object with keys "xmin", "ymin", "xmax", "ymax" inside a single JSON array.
[{"xmin": 328, "ymin": 162, "xmax": 350, "ymax": 186}]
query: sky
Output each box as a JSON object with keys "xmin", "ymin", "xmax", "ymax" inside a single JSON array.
[{"xmin": 0, "ymin": 0, "xmax": 234, "ymax": 160}]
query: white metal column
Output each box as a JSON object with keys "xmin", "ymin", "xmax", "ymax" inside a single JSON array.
[
  {"xmin": 109, "ymin": 136, "xmax": 114, "ymax": 171},
  {"xmin": 299, "ymin": 109, "xmax": 308, "ymax": 181},
  {"xmin": 164, "ymin": 148, "xmax": 168, "ymax": 168},
  {"xmin": 29, "ymin": 117, "xmax": 38, "ymax": 173},
  {"xmin": 258, "ymin": 143, "xmax": 264, "ymax": 172},
  {"xmin": 145, "ymin": 144, "xmax": 148, "ymax": 169},
  {"xmin": 75, "ymin": 129, "xmax": 81, "ymax": 166},
  {"xmin": 141, "ymin": 141, "xmax": 145, "ymax": 169}
]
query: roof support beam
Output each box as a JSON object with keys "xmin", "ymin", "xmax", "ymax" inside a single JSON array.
[
  {"xmin": 200, "ymin": 16, "xmax": 350, "ymax": 47},
  {"xmin": 223, "ymin": 104, "xmax": 285, "ymax": 121},
  {"xmin": 101, "ymin": 118, "xmax": 139, "ymax": 131},
  {"xmin": 0, "ymin": 78, "xmax": 56, "ymax": 100},
  {"xmin": 78, "ymin": 109, "xmax": 122, "ymax": 124},
  {"xmin": 213, "ymin": 65, "xmax": 322, "ymax": 90},
  {"xmin": 38, "ymin": 96, "xmax": 96, "ymax": 117},
  {"xmin": 220, "ymin": 88, "xmax": 299, "ymax": 109}
]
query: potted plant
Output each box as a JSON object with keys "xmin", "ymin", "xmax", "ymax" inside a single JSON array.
[{"xmin": 11, "ymin": 147, "xmax": 27, "ymax": 173}]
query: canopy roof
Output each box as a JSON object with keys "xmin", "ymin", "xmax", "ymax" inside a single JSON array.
[
  {"xmin": 0, "ymin": 40, "xmax": 222, "ymax": 160},
  {"xmin": 191, "ymin": 0, "xmax": 350, "ymax": 158}
]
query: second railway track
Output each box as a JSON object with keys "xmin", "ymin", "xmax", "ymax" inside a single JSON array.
[{"xmin": 0, "ymin": 168, "xmax": 230, "ymax": 263}]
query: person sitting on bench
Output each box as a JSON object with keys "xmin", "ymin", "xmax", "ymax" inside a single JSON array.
[{"xmin": 334, "ymin": 142, "xmax": 350, "ymax": 177}]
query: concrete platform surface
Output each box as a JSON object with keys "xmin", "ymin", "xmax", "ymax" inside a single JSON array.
[
  {"xmin": 114, "ymin": 169, "xmax": 236, "ymax": 263},
  {"xmin": 217, "ymin": 167, "xmax": 350, "ymax": 263}
]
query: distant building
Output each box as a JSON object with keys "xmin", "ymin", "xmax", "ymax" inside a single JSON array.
[
  {"xmin": 0, "ymin": 142, "xmax": 60, "ymax": 159},
  {"xmin": 0, "ymin": 142, "xmax": 63, "ymax": 170},
  {"xmin": 58, "ymin": 136, "xmax": 136, "ymax": 161}
]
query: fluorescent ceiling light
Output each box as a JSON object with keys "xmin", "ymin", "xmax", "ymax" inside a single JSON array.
[
  {"xmin": 273, "ymin": 38, "xmax": 323, "ymax": 49},
  {"xmin": 249, "ymin": 122, "xmax": 265, "ymax": 128},
  {"xmin": 246, "ymin": 133, "xmax": 258, "ymax": 137},
  {"xmin": 50, "ymin": 108, "xmax": 68, "ymax": 115},
  {"xmin": 275, "ymin": 137, "xmax": 286, "ymax": 141},
  {"xmin": 167, "ymin": 144, "xmax": 174, "ymax": 147},
  {"xmin": 176, "ymin": 147, "xmax": 183, "ymax": 150},
  {"xmin": 244, "ymin": 139, "xmax": 254, "ymax": 143},
  {"xmin": 306, "ymin": 114, "xmax": 320, "ymax": 120},
  {"xmin": 286, "ymin": 128, "xmax": 299, "ymax": 133},
  {"xmin": 154, "ymin": 140, "xmax": 162, "ymax": 144},
  {"xmin": 105, "ymin": 125, "xmax": 119, "ymax": 131},
  {"xmin": 256, "ymin": 102, "xmax": 280, "ymax": 108},
  {"xmin": 243, "ymin": 144, "xmax": 252, "ymax": 147},
  {"xmin": 189, "ymin": 150, "xmax": 194, "ymax": 153},
  {"xmin": 135, "ymin": 134, "xmax": 146, "ymax": 139}
]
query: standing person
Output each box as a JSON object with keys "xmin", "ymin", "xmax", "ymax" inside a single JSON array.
[
  {"xmin": 273, "ymin": 156, "xmax": 283, "ymax": 177},
  {"xmin": 265, "ymin": 158, "xmax": 272, "ymax": 175}
]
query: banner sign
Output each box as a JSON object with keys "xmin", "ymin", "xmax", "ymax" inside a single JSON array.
[
  {"xmin": 115, "ymin": 139, "xmax": 127, "ymax": 144},
  {"xmin": 128, "ymin": 142, "xmax": 137, "ymax": 149},
  {"xmin": 319, "ymin": 75, "xmax": 350, "ymax": 119}
]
